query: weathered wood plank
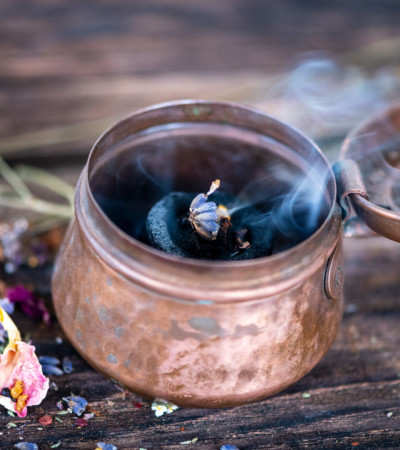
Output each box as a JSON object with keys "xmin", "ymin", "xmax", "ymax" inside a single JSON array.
[
  {"xmin": 2, "ymin": 0, "xmax": 400, "ymax": 160},
  {"xmin": 0, "ymin": 235, "xmax": 399, "ymax": 448}
]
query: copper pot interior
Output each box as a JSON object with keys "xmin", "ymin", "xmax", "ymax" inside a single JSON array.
[{"xmin": 89, "ymin": 121, "xmax": 335, "ymax": 255}]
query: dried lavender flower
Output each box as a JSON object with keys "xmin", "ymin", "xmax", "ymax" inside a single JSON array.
[
  {"xmin": 14, "ymin": 443, "xmax": 39, "ymax": 450},
  {"xmin": 188, "ymin": 179, "xmax": 221, "ymax": 241},
  {"xmin": 41, "ymin": 365, "xmax": 64, "ymax": 376},
  {"xmin": 38, "ymin": 356, "xmax": 60, "ymax": 366},
  {"xmin": 62, "ymin": 395, "xmax": 88, "ymax": 416},
  {"xmin": 62, "ymin": 356, "xmax": 73, "ymax": 374}
]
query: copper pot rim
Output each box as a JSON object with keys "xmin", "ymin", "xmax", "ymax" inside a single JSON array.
[
  {"xmin": 75, "ymin": 100, "xmax": 341, "ymax": 302},
  {"xmin": 85, "ymin": 100, "xmax": 338, "ymax": 266}
]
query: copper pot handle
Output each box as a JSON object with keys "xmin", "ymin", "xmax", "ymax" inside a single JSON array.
[{"xmin": 333, "ymin": 159, "xmax": 400, "ymax": 242}]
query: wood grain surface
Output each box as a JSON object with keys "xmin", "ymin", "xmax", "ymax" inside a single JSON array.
[{"xmin": 1, "ymin": 1, "xmax": 400, "ymax": 448}]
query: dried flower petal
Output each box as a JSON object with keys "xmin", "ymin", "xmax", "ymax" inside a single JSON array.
[
  {"xmin": 6, "ymin": 285, "xmax": 51, "ymax": 326},
  {"xmin": 38, "ymin": 356, "xmax": 60, "ymax": 366},
  {"xmin": 38, "ymin": 414, "xmax": 53, "ymax": 426},
  {"xmin": 97, "ymin": 443, "xmax": 118, "ymax": 450},
  {"xmin": 0, "ymin": 322, "xmax": 7, "ymax": 345},
  {"xmin": 14, "ymin": 442, "xmax": 38, "ymax": 450},
  {"xmin": 151, "ymin": 398, "xmax": 178, "ymax": 417},
  {"xmin": 0, "ymin": 307, "xmax": 49, "ymax": 417},
  {"xmin": 62, "ymin": 356, "xmax": 73, "ymax": 374},
  {"xmin": 0, "ymin": 219, "xmax": 29, "ymax": 273},
  {"xmin": 0, "ymin": 298, "xmax": 14, "ymax": 315},
  {"xmin": 73, "ymin": 418, "xmax": 88, "ymax": 427},
  {"xmin": 83, "ymin": 412, "xmax": 94, "ymax": 421},
  {"xmin": 41, "ymin": 365, "xmax": 64, "ymax": 376},
  {"xmin": 62, "ymin": 395, "xmax": 88, "ymax": 416}
]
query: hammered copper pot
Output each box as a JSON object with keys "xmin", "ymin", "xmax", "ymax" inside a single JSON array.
[{"xmin": 52, "ymin": 100, "xmax": 346, "ymax": 408}]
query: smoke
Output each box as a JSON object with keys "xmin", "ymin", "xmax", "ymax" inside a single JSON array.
[
  {"xmin": 91, "ymin": 56, "xmax": 400, "ymax": 254},
  {"xmin": 267, "ymin": 55, "xmax": 400, "ymax": 139},
  {"xmin": 265, "ymin": 55, "xmax": 400, "ymax": 217},
  {"xmin": 220, "ymin": 160, "xmax": 331, "ymax": 253}
]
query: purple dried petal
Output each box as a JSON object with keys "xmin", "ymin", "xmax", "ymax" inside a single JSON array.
[
  {"xmin": 6, "ymin": 285, "xmax": 51, "ymax": 326},
  {"xmin": 0, "ymin": 322, "xmax": 8, "ymax": 344},
  {"xmin": 195, "ymin": 211, "xmax": 219, "ymax": 222},
  {"xmin": 41, "ymin": 365, "xmax": 64, "ymax": 376},
  {"xmin": 73, "ymin": 418, "xmax": 88, "ymax": 427},
  {"xmin": 83, "ymin": 412, "xmax": 94, "ymax": 421},
  {"xmin": 6, "ymin": 285, "xmax": 32, "ymax": 303},
  {"xmin": 195, "ymin": 201, "xmax": 218, "ymax": 214},
  {"xmin": 14, "ymin": 443, "xmax": 39, "ymax": 450},
  {"xmin": 56, "ymin": 400, "xmax": 63, "ymax": 410},
  {"xmin": 195, "ymin": 218, "xmax": 219, "ymax": 235},
  {"xmin": 62, "ymin": 396, "xmax": 88, "ymax": 416},
  {"xmin": 62, "ymin": 356, "xmax": 73, "ymax": 374},
  {"xmin": 0, "ymin": 298, "xmax": 14, "ymax": 315},
  {"xmin": 220, "ymin": 446, "xmax": 240, "ymax": 450},
  {"xmin": 189, "ymin": 194, "xmax": 207, "ymax": 211},
  {"xmin": 39, "ymin": 356, "xmax": 60, "ymax": 366},
  {"xmin": 97, "ymin": 443, "xmax": 118, "ymax": 450}
]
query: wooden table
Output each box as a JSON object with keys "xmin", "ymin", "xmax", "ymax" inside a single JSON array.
[{"xmin": 1, "ymin": 1, "xmax": 400, "ymax": 448}]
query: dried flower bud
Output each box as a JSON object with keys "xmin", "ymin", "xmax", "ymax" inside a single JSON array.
[{"xmin": 188, "ymin": 180, "xmax": 221, "ymax": 241}]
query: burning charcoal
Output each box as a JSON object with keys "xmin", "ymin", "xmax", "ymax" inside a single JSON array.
[
  {"xmin": 146, "ymin": 192, "xmax": 189, "ymax": 257},
  {"xmin": 146, "ymin": 181, "xmax": 273, "ymax": 261}
]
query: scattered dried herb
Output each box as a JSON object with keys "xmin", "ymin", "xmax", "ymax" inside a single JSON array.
[
  {"xmin": 62, "ymin": 395, "xmax": 88, "ymax": 416},
  {"xmin": 180, "ymin": 437, "xmax": 198, "ymax": 445},
  {"xmin": 0, "ymin": 307, "xmax": 49, "ymax": 417},
  {"xmin": 14, "ymin": 443, "xmax": 39, "ymax": 450},
  {"xmin": 6, "ymin": 285, "xmax": 50, "ymax": 326},
  {"xmin": 62, "ymin": 356, "xmax": 73, "ymax": 374},
  {"xmin": 151, "ymin": 398, "xmax": 179, "ymax": 417},
  {"xmin": 97, "ymin": 443, "xmax": 118, "ymax": 450},
  {"xmin": 73, "ymin": 418, "xmax": 88, "ymax": 427},
  {"xmin": 38, "ymin": 414, "xmax": 52, "ymax": 426}
]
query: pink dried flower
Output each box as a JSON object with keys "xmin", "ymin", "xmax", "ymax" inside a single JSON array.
[
  {"xmin": 0, "ymin": 307, "xmax": 49, "ymax": 417},
  {"xmin": 6, "ymin": 285, "xmax": 51, "ymax": 326}
]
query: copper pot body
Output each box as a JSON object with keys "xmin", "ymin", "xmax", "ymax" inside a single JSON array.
[{"xmin": 52, "ymin": 101, "xmax": 343, "ymax": 408}]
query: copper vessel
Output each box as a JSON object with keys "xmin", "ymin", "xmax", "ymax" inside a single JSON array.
[{"xmin": 52, "ymin": 100, "xmax": 347, "ymax": 408}]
